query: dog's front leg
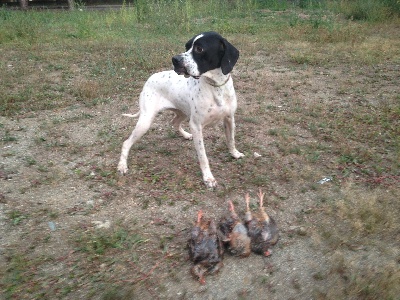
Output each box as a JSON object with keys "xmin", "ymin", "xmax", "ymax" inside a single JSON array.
[
  {"xmin": 190, "ymin": 121, "xmax": 217, "ymax": 189},
  {"xmin": 224, "ymin": 115, "xmax": 244, "ymax": 159}
]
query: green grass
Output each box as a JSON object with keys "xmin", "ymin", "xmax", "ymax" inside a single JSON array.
[
  {"xmin": 0, "ymin": 1, "xmax": 399, "ymax": 299},
  {"xmin": 1, "ymin": 2, "xmax": 397, "ymax": 114},
  {"xmin": 2, "ymin": 254, "xmax": 52, "ymax": 299},
  {"xmin": 329, "ymin": 0, "xmax": 400, "ymax": 21},
  {"xmin": 7, "ymin": 210, "xmax": 27, "ymax": 225},
  {"xmin": 75, "ymin": 227, "xmax": 147, "ymax": 257}
]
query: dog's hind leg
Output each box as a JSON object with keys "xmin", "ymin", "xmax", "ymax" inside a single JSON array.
[
  {"xmin": 117, "ymin": 115, "xmax": 155, "ymax": 175},
  {"xmin": 171, "ymin": 110, "xmax": 192, "ymax": 140}
]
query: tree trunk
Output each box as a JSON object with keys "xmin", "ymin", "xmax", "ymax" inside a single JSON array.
[
  {"xmin": 68, "ymin": 0, "xmax": 75, "ymax": 10},
  {"xmin": 20, "ymin": 0, "xmax": 28, "ymax": 10}
]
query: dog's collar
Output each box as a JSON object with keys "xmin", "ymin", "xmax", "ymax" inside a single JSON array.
[{"xmin": 204, "ymin": 74, "xmax": 231, "ymax": 87}]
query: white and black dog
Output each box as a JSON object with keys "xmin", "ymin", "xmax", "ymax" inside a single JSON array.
[{"xmin": 117, "ymin": 32, "xmax": 244, "ymax": 188}]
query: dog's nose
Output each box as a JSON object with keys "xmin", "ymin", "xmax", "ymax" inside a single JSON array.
[{"xmin": 172, "ymin": 55, "xmax": 182, "ymax": 66}]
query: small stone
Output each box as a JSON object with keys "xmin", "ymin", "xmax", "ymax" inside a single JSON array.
[
  {"xmin": 297, "ymin": 227, "xmax": 307, "ymax": 236},
  {"xmin": 92, "ymin": 220, "xmax": 111, "ymax": 229},
  {"xmin": 48, "ymin": 221, "xmax": 56, "ymax": 231}
]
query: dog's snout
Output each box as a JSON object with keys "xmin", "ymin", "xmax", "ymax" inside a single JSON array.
[
  {"xmin": 172, "ymin": 55, "xmax": 182, "ymax": 66},
  {"xmin": 172, "ymin": 55, "xmax": 188, "ymax": 76}
]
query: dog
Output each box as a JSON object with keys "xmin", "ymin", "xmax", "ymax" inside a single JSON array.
[{"xmin": 117, "ymin": 31, "xmax": 244, "ymax": 188}]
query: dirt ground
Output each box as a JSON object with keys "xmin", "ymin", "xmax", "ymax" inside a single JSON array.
[{"xmin": 1, "ymin": 50, "xmax": 399, "ymax": 299}]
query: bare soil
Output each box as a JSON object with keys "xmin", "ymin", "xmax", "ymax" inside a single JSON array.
[{"xmin": 1, "ymin": 52, "xmax": 399, "ymax": 299}]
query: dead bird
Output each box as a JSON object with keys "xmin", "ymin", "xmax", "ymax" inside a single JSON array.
[
  {"xmin": 245, "ymin": 190, "xmax": 279, "ymax": 256},
  {"xmin": 188, "ymin": 210, "xmax": 224, "ymax": 284},
  {"xmin": 219, "ymin": 200, "xmax": 251, "ymax": 257}
]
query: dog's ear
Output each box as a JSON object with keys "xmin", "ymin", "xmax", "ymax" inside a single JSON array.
[
  {"xmin": 185, "ymin": 36, "xmax": 196, "ymax": 51},
  {"xmin": 220, "ymin": 39, "xmax": 239, "ymax": 75}
]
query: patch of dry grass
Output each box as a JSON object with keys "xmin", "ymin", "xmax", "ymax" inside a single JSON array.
[
  {"xmin": 286, "ymin": 19, "xmax": 400, "ymax": 65},
  {"xmin": 314, "ymin": 250, "xmax": 400, "ymax": 300},
  {"xmin": 319, "ymin": 185, "xmax": 398, "ymax": 245},
  {"xmin": 1, "ymin": 3, "xmax": 399, "ymax": 299},
  {"xmin": 311, "ymin": 185, "xmax": 400, "ymax": 299}
]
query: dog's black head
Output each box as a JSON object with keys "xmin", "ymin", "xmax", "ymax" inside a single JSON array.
[{"xmin": 172, "ymin": 31, "xmax": 239, "ymax": 78}]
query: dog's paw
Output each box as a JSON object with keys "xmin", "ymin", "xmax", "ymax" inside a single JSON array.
[
  {"xmin": 204, "ymin": 177, "xmax": 218, "ymax": 190},
  {"xmin": 117, "ymin": 162, "xmax": 128, "ymax": 175},
  {"xmin": 231, "ymin": 150, "xmax": 244, "ymax": 159},
  {"xmin": 183, "ymin": 132, "xmax": 193, "ymax": 140}
]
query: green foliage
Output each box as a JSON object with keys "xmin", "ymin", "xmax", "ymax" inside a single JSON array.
[
  {"xmin": 0, "ymin": 0, "xmax": 398, "ymax": 117},
  {"xmin": 330, "ymin": 0, "xmax": 400, "ymax": 21},
  {"xmin": 7, "ymin": 210, "xmax": 27, "ymax": 225},
  {"xmin": 2, "ymin": 255, "xmax": 36, "ymax": 298},
  {"xmin": 76, "ymin": 227, "xmax": 147, "ymax": 257},
  {"xmin": 257, "ymin": 0, "xmax": 327, "ymax": 10}
]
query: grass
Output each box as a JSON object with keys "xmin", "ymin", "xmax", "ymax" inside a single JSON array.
[
  {"xmin": 310, "ymin": 185, "xmax": 400, "ymax": 299},
  {"xmin": 319, "ymin": 186, "xmax": 398, "ymax": 245},
  {"xmin": 75, "ymin": 226, "xmax": 147, "ymax": 258},
  {"xmin": 0, "ymin": 1, "xmax": 399, "ymax": 299},
  {"xmin": 2, "ymin": 254, "xmax": 52, "ymax": 298},
  {"xmin": 1, "ymin": 1, "xmax": 399, "ymax": 116},
  {"xmin": 7, "ymin": 210, "xmax": 27, "ymax": 225},
  {"xmin": 330, "ymin": 0, "xmax": 400, "ymax": 21},
  {"xmin": 313, "ymin": 250, "xmax": 400, "ymax": 299}
]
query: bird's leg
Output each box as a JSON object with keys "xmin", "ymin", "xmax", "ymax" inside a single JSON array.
[
  {"xmin": 191, "ymin": 265, "xmax": 207, "ymax": 285},
  {"xmin": 244, "ymin": 193, "xmax": 252, "ymax": 222},
  {"xmin": 197, "ymin": 210, "xmax": 203, "ymax": 226},
  {"xmin": 258, "ymin": 188, "xmax": 265, "ymax": 209},
  {"xmin": 258, "ymin": 189, "xmax": 270, "ymax": 221},
  {"xmin": 228, "ymin": 200, "xmax": 239, "ymax": 220},
  {"xmin": 245, "ymin": 193, "xmax": 250, "ymax": 212},
  {"xmin": 209, "ymin": 261, "xmax": 224, "ymax": 275},
  {"xmin": 228, "ymin": 200, "xmax": 235, "ymax": 212}
]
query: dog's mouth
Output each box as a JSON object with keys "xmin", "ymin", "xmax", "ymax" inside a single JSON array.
[
  {"xmin": 174, "ymin": 67, "xmax": 200, "ymax": 79},
  {"xmin": 174, "ymin": 66, "xmax": 189, "ymax": 76},
  {"xmin": 172, "ymin": 55, "xmax": 200, "ymax": 79}
]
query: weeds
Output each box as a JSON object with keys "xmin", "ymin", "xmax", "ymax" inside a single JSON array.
[
  {"xmin": 318, "ymin": 185, "xmax": 398, "ymax": 248},
  {"xmin": 1, "ymin": 130, "xmax": 17, "ymax": 142},
  {"xmin": 2, "ymin": 254, "xmax": 49, "ymax": 299},
  {"xmin": 0, "ymin": 1, "xmax": 399, "ymax": 299},
  {"xmin": 7, "ymin": 210, "xmax": 27, "ymax": 225},
  {"xmin": 330, "ymin": 0, "xmax": 400, "ymax": 21},
  {"xmin": 310, "ymin": 186, "xmax": 399, "ymax": 299},
  {"xmin": 1, "ymin": 1, "xmax": 398, "ymax": 116},
  {"xmin": 75, "ymin": 226, "xmax": 148, "ymax": 262},
  {"xmin": 314, "ymin": 251, "xmax": 400, "ymax": 299}
]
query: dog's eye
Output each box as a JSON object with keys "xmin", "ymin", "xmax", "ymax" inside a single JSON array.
[{"xmin": 194, "ymin": 45, "xmax": 203, "ymax": 54}]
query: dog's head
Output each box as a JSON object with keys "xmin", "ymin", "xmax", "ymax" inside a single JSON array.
[{"xmin": 172, "ymin": 32, "xmax": 239, "ymax": 78}]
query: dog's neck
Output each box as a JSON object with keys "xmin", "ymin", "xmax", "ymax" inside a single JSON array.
[
  {"xmin": 200, "ymin": 69, "xmax": 231, "ymax": 88},
  {"xmin": 195, "ymin": 69, "xmax": 232, "ymax": 107},
  {"xmin": 205, "ymin": 75, "xmax": 231, "ymax": 87}
]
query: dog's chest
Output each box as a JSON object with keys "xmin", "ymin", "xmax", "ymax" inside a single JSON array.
[
  {"xmin": 193, "ymin": 85, "xmax": 235, "ymax": 125},
  {"xmin": 151, "ymin": 72, "xmax": 236, "ymax": 125}
]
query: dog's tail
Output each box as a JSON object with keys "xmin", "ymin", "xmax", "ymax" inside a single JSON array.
[{"xmin": 122, "ymin": 112, "xmax": 140, "ymax": 118}]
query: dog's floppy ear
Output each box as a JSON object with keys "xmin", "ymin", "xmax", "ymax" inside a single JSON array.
[{"xmin": 220, "ymin": 39, "xmax": 239, "ymax": 75}]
